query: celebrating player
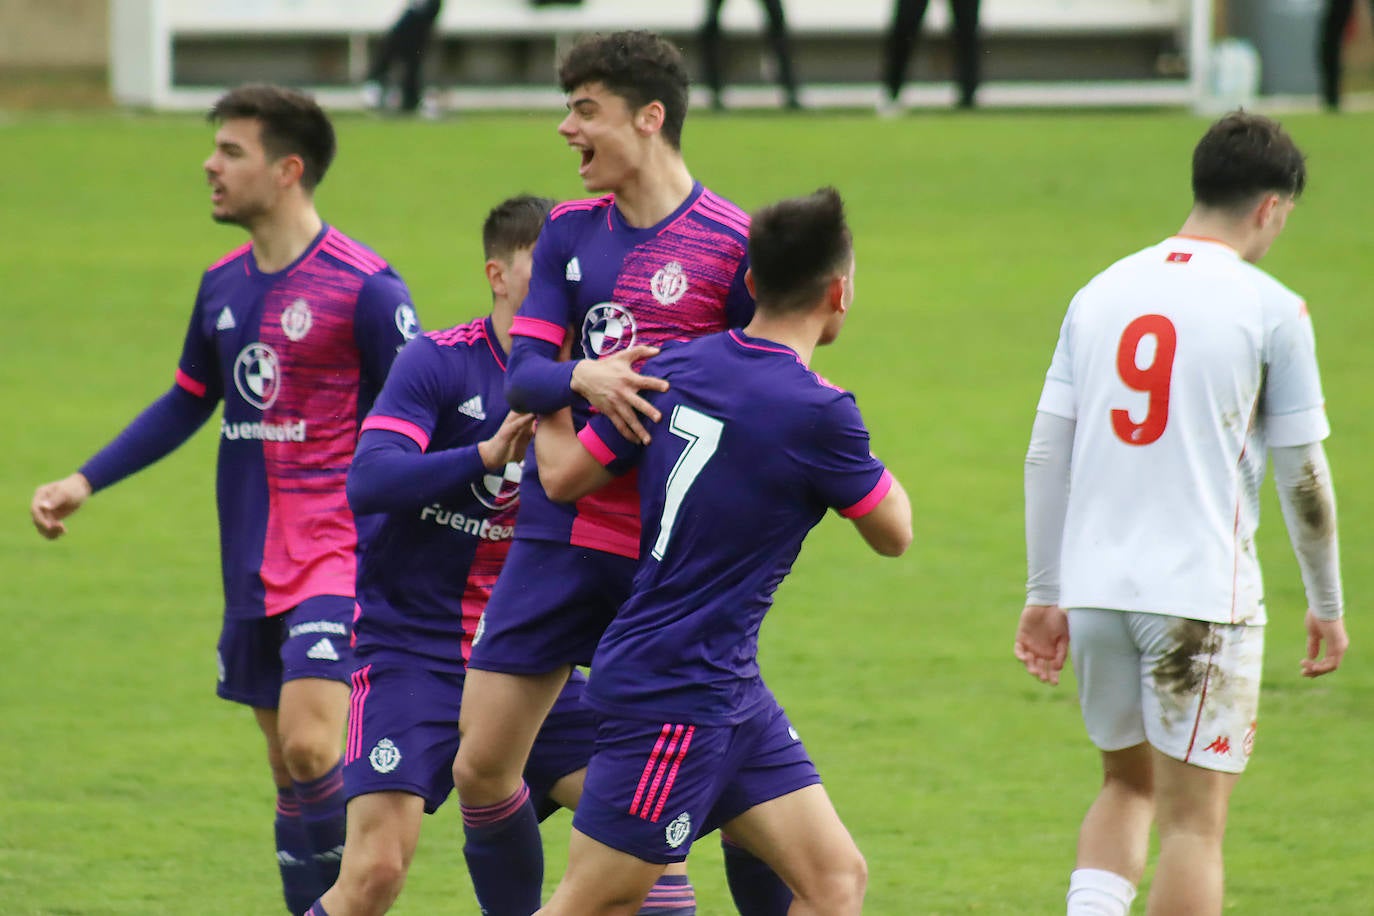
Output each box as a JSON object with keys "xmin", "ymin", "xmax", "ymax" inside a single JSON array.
[
  {"xmin": 306, "ymin": 195, "xmax": 692, "ymax": 916},
  {"xmin": 1016, "ymin": 111, "xmax": 1348, "ymax": 916},
  {"xmin": 531, "ymin": 187, "xmax": 911, "ymax": 915},
  {"xmin": 451, "ymin": 30, "xmax": 789, "ymax": 916},
  {"xmin": 30, "ymin": 85, "xmax": 420, "ymax": 914}
]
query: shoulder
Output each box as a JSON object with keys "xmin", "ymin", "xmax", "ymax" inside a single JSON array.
[
  {"xmin": 203, "ymin": 242, "xmax": 252, "ymax": 276},
  {"xmin": 316, "ymin": 227, "xmax": 393, "ymax": 278},
  {"xmin": 1235, "ymin": 261, "xmax": 1306, "ymax": 321},
  {"xmin": 424, "ymin": 317, "xmax": 489, "ymax": 352},
  {"xmin": 685, "ymin": 187, "xmax": 750, "ymax": 244},
  {"xmin": 549, "ymin": 195, "xmax": 615, "ymax": 225}
]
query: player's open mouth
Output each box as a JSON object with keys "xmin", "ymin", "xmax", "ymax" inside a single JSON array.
[{"xmin": 578, "ymin": 148, "xmax": 594, "ymax": 175}]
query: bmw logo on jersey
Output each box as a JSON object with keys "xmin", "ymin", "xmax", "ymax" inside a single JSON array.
[
  {"xmin": 472, "ymin": 461, "xmax": 523, "ymax": 511},
  {"xmin": 581, "ymin": 302, "xmax": 638, "ymax": 358},
  {"xmin": 233, "ymin": 342, "xmax": 282, "ymax": 410}
]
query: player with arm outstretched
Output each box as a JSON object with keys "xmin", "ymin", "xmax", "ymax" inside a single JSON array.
[
  {"xmin": 532, "ymin": 188, "xmax": 912, "ymax": 915},
  {"xmin": 451, "ymin": 31, "xmax": 789, "ymax": 916},
  {"xmin": 29, "ymin": 85, "xmax": 420, "ymax": 914},
  {"xmin": 1016, "ymin": 111, "xmax": 1348, "ymax": 916}
]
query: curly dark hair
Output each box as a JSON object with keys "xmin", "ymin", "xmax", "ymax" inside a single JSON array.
[{"xmin": 558, "ymin": 31, "xmax": 690, "ymax": 150}]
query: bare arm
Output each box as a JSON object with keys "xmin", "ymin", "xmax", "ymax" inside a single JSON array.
[
  {"xmin": 1272, "ymin": 442, "xmax": 1348, "ymax": 677},
  {"xmin": 533, "ymin": 408, "xmax": 616, "ymax": 503},
  {"xmin": 849, "ymin": 473, "xmax": 912, "ymax": 557}
]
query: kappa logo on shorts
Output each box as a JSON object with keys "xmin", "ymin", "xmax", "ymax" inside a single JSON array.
[
  {"xmin": 664, "ymin": 812, "xmax": 692, "ymax": 849},
  {"xmin": 1203, "ymin": 735, "xmax": 1232, "ymax": 756},
  {"xmin": 306, "ymin": 638, "xmax": 339, "ymax": 662},
  {"xmin": 369, "ymin": 738, "xmax": 402, "ymax": 774}
]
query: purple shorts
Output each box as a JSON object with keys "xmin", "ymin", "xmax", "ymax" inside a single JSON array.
[
  {"xmin": 573, "ymin": 696, "xmax": 821, "ymax": 864},
  {"xmin": 344, "ymin": 661, "xmax": 595, "ymax": 815},
  {"xmin": 467, "ymin": 539, "xmax": 636, "ymax": 674},
  {"xmin": 215, "ymin": 595, "xmax": 356, "ymax": 709}
]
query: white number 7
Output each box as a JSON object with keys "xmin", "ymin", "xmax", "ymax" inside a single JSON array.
[{"xmin": 651, "ymin": 405, "xmax": 724, "ymax": 562}]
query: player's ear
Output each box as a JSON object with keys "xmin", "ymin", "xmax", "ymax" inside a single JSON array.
[
  {"xmin": 635, "ymin": 100, "xmax": 665, "ymax": 136},
  {"xmin": 276, "ymin": 153, "xmax": 305, "ymax": 189},
  {"xmin": 1254, "ymin": 192, "xmax": 1280, "ymax": 229},
  {"xmin": 485, "ymin": 259, "xmax": 506, "ymax": 298},
  {"xmin": 829, "ymin": 273, "xmax": 848, "ymax": 314},
  {"xmin": 743, "ymin": 268, "xmax": 756, "ymax": 299}
]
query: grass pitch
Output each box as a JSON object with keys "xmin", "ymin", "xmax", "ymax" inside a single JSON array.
[{"xmin": 2, "ymin": 105, "xmax": 1372, "ymax": 914}]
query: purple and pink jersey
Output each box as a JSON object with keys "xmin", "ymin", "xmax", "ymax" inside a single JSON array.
[
  {"xmin": 578, "ymin": 330, "xmax": 892, "ymax": 726},
  {"xmin": 505, "ymin": 182, "xmax": 753, "ymax": 559},
  {"xmin": 350, "ymin": 318, "xmax": 519, "ymax": 674},
  {"xmin": 174, "ymin": 225, "xmax": 417, "ymax": 618}
]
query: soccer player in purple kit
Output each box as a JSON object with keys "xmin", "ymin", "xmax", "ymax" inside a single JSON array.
[
  {"xmin": 452, "ymin": 29, "xmax": 784, "ymax": 916},
  {"xmin": 29, "ymin": 85, "xmax": 419, "ymax": 915},
  {"xmin": 532, "ymin": 187, "xmax": 912, "ymax": 915},
  {"xmin": 309, "ymin": 195, "xmax": 696, "ymax": 916}
]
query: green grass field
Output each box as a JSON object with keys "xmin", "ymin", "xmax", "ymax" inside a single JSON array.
[{"xmin": 2, "ymin": 106, "xmax": 1372, "ymax": 915}]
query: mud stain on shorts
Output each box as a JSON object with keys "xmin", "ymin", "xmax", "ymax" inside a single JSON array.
[{"xmin": 1153, "ymin": 618, "xmax": 1224, "ymax": 698}]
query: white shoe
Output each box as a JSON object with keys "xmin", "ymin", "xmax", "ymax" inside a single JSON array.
[{"xmin": 875, "ymin": 95, "xmax": 903, "ymax": 119}]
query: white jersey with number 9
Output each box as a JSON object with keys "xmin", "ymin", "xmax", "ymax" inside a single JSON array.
[{"xmin": 1037, "ymin": 236, "xmax": 1329, "ymax": 625}]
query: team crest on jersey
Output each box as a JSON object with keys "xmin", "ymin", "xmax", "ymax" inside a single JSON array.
[
  {"xmin": 651, "ymin": 261, "xmax": 689, "ymax": 306},
  {"xmin": 582, "ymin": 302, "xmax": 638, "ymax": 358},
  {"xmin": 369, "ymin": 738, "xmax": 402, "ymax": 774},
  {"xmin": 281, "ymin": 298, "xmax": 312, "ymax": 342},
  {"xmin": 233, "ymin": 342, "xmax": 282, "ymax": 410},
  {"xmin": 395, "ymin": 303, "xmax": 420, "ymax": 340},
  {"xmin": 664, "ymin": 812, "xmax": 692, "ymax": 849},
  {"xmin": 472, "ymin": 461, "xmax": 522, "ymax": 510}
]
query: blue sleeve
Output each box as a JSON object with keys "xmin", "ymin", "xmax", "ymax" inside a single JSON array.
[
  {"xmin": 346, "ymin": 429, "xmax": 488, "ymax": 516},
  {"xmin": 79, "ymin": 385, "xmax": 217, "ymax": 492},
  {"xmin": 506, "ymin": 335, "xmax": 577, "ymax": 414},
  {"xmin": 354, "ymin": 269, "xmax": 422, "ymax": 403},
  {"xmin": 724, "ymin": 253, "xmax": 755, "ymax": 329},
  {"xmin": 796, "ymin": 391, "xmax": 888, "ymax": 512}
]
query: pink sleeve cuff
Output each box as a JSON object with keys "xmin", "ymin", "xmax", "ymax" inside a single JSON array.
[
  {"xmin": 360, "ymin": 415, "xmax": 431, "ymax": 451},
  {"xmin": 511, "ymin": 316, "xmax": 568, "ymax": 347},
  {"xmin": 577, "ymin": 424, "xmax": 618, "ymax": 467},
  {"xmin": 840, "ymin": 469, "xmax": 893, "ymax": 519},
  {"xmin": 175, "ymin": 368, "xmax": 208, "ymax": 399}
]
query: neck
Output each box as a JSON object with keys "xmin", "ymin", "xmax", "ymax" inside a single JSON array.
[
  {"xmin": 741, "ymin": 310, "xmax": 828, "ymax": 367},
  {"xmin": 1176, "ymin": 211, "xmax": 1249, "ymax": 257},
  {"xmin": 612, "ymin": 153, "xmax": 694, "ymax": 228},
  {"xmin": 249, "ymin": 201, "xmax": 324, "ymax": 273},
  {"xmin": 489, "ymin": 300, "xmax": 515, "ymax": 356}
]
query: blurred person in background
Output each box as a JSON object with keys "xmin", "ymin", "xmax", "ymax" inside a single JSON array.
[
  {"xmin": 1319, "ymin": 0, "xmax": 1373, "ymax": 109},
  {"xmin": 879, "ymin": 0, "xmax": 981, "ymax": 114},
  {"xmin": 700, "ymin": 0, "xmax": 802, "ymax": 110},
  {"xmin": 363, "ymin": 0, "xmax": 444, "ymax": 116}
]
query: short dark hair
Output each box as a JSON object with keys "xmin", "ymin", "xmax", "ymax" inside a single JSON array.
[
  {"xmin": 483, "ymin": 195, "xmax": 555, "ymax": 261},
  {"xmin": 1192, "ymin": 111, "xmax": 1306, "ymax": 211},
  {"xmin": 209, "ymin": 84, "xmax": 337, "ymax": 191},
  {"xmin": 748, "ymin": 188, "xmax": 854, "ymax": 314},
  {"xmin": 557, "ymin": 31, "xmax": 690, "ymax": 150}
]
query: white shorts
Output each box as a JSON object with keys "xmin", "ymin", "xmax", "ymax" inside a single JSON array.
[{"xmin": 1068, "ymin": 609, "xmax": 1264, "ymax": 774}]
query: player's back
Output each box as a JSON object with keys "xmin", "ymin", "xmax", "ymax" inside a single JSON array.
[
  {"xmin": 582, "ymin": 330, "xmax": 887, "ymax": 725},
  {"xmin": 1046, "ymin": 236, "xmax": 1322, "ymax": 624}
]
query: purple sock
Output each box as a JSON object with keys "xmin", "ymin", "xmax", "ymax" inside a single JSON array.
[
  {"xmin": 461, "ymin": 783, "xmax": 543, "ymax": 916},
  {"xmin": 722, "ymin": 836, "xmax": 793, "ymax": 916},
  {"xmin": 304, "ymin": 903, "xmax": 332, "ymax": 916},
  {"xmin": 294, "ymin": 762, "xmax": 346, "ymax": 895},
  {"xmin": 275, "ymin": 788, "xmax": 320, "ymax": 915},
  {"xmin": 638, "ymin": 872, "xmax": 696, "ymax": 914}
]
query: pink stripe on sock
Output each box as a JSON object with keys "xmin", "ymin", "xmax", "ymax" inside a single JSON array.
[{"xmin": 462, "ymin": 783, "xmax": 531, "ymax": 828}]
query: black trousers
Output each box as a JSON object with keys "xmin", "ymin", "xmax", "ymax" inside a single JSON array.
[
  {"xmin": 882, "ymin": 0, "xmax": 981, "ymax": 106},
  {"xmin": 1319, "ymin": 0, "xmax": 1374, "ymax": 108},
  {"xmin": 368, "ymin": 0, "xmax": 444, "ymax": 111},
  {"xmin": 700, "ymin": 0, "xmax": 800, "ymax": 107}
]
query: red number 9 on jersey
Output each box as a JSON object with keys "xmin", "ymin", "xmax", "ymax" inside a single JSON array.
[{"xmin": 1111, "ymin": 314, "xmax": 1177, "ymax": 446}]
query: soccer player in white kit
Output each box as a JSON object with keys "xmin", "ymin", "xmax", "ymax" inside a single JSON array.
[{"xmin": 1015, "ymin": 111, "xmax": 1349, "ymax": 916}]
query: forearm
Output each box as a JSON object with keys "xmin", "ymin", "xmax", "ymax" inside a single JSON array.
[
  {"xmin": 79, "ymin": 386, "xmax": 216, "ymax": 492},
  {"xmin": 346, "ymin": 431, "xmax": 488, "ymax": 516},
  {"xmin": 1273, "ymin": 442, "xmax": 1343, "ymax": 620},
  {"xmin": 1024, "ymin": 411, "xmax": 1074, "ymax": 605},
  {"xmin": 505, "ymin": 336, "xmax": 577, "ymax": 415}
]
